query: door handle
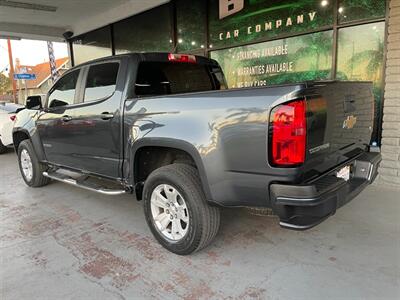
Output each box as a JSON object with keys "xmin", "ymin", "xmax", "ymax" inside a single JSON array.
[
  {"xmin": 61, "ymin": 115, "xmax": 72, "ymax": 122},
  {"xmin": 100, "ymin": 112, "xmax": 114, "ymax": 120}
]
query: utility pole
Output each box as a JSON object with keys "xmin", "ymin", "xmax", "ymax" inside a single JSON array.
[{"xmin": 7, "ymin": 39, "xmax": 17, "ymax": 103}]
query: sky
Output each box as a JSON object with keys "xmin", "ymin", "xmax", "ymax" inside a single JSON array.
[{"xmin": 0, "ymin": 39, "xmax": 69, "ymax": 75}]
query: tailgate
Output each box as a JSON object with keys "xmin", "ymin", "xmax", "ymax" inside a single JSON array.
[{"xmin": 303, "ymin": 81, "xmax": 374, "ymax": 180}]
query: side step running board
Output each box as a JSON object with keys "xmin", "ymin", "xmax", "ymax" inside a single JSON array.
[{"xmin": 43, "ymin": 171, "xmax": 126, "ymax": 196}]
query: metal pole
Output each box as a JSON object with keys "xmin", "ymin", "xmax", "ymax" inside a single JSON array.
[
  {"xmin": 6, "ymin": 39, "xmax": 17, "ymax": 103},
  {"xmin": 18, "ymin": 80, "xmax": 21, "ymax": 104},
  {"xmin": 24, "ymin": 79, "xmax": 27, "ymax": 103}
]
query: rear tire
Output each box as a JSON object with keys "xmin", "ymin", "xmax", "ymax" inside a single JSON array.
[
  {"xmin": 0, "ymin": 139, "xmax": 7, "ymax": 154},
  {"xmin": 17, "ymin": 140, "xmax": 50, "ymax": 187},
  {"xmin": 143, "ymin": 163, "xmax": 220, "ymax": 255}
]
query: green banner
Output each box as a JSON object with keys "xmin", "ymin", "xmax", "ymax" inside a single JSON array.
[
  {"xmin": 338, "ymin": 0, "xmax": 386, "ymax": 24},
  {"xmin": 209, "ymin": 0, "xmax": 334, "ymax": 49},
  {"xmin": 211, "ymin": 30, "xmax": 333, "ymax": 88}
]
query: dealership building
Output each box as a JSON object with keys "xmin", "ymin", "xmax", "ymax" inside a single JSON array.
[{"xmin": 1, "ymin": 0, "xmax": 399, "ymax": 185}]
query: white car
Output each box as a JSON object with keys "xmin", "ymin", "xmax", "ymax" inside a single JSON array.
[{"xmin": 0, "ymin": 102, "xmax": 24, "ymax": 154}]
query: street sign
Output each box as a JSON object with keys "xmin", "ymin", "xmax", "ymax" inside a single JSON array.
[{"xmin": 13, "ymin": 73, "xmax": 36, "ymax": 80}]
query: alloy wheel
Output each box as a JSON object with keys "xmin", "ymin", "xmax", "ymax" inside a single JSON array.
[
  {"xmin": 150, "ymin": 184, "xmax": 189, "ymax": 241},
  {"xmin": 20, "ymin": 149, "xmax": 33, "ymax": 181}
]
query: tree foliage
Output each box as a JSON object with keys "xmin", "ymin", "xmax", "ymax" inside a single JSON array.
[{"xmin": 0, "ymin": 73, "xmax": 11, "ymax": 95}]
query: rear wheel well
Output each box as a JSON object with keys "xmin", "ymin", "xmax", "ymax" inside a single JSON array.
[
  {"xmin": 13, "ymin": 131, "xmax": 30, "ymax": 150},
  {"xmin": 134, "ymin": 146, "xmax": 196, "ymax": 199}
]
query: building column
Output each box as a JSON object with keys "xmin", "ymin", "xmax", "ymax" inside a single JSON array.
[{"xmin": 379, "ymin": 0, "xmax": 400, "ymax": 186}]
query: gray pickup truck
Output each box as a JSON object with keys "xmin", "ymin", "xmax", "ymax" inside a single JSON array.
[{"xmin": 13, "ymin": 53, "xmax": 381, "ymax": 255}]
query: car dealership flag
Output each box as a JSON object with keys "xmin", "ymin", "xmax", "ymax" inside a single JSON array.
[{"xmin": 47, "ymin": 41, "xmax": 59, "ymax": 83}]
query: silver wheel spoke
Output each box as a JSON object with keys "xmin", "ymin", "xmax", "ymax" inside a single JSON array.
[
  {"xmin": 153, "ymin": 192, "xmax": 168, "ymax": 209},
  {"xmin": 155, "ymin": 212, "xmax": 171, "ymax": 231},
  {"xmin": 176, "ymin": 219, "xmax": 186, "ymax": 236},
  {"xmin": 179, "ymin": 212, "xmax": 189, "ymax": 223},
  {"xmin": 171, "ymin": 219, "xmax": 180, "ymax": 240},
  {"xmin": 164, "ymin": 185, "xmax": 178, "ymax": 202}
]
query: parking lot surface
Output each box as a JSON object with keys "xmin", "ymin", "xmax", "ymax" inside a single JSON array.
[{"xmin": 1, "ymin": 150, "xmax": 399, "ymax": 299}]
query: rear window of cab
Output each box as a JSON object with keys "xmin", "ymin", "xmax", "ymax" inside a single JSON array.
[{"xmin": 135, "ymin": 61, "xmax": 227, "ymax": 97}]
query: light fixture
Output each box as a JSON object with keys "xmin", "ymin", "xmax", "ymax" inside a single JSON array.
[
  {"xmin": 191, "ymin": 41, "xmax": 196, "ymax": 46},
  {"xmin": 178, "ymin": 39, "xmax": 183, "ymax": 44},
  {"xmin": 0, "ymin": 0, "xmax": 57, "ymax": 12},
  {"xmin": 321, "ymin": 0, "xmax": 328, "ymax": 7},
  {"xmin": 200, "ymin": 45, "xmax": 204, "ymax": 49},
  {"xmin": 338, "ymin": 7, "xmax": 343, "ymax": 13}
]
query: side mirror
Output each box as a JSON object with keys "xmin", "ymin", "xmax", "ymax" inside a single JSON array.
[{"xmin": 26, "ymin": 96, "xmax": 43, "ymax": 110}]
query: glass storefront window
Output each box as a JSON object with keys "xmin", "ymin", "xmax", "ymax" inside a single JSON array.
[
  {"xmin": 336, "ymin": 22, "xmax": 385, "ymax": 83},
  {"xmin": 176, "ymin": 0, "xmax": 207, "ymax": 52},
  {"xmin": 72, "ymin": 27, "xmax": 112, "ymax": 65},
  {"xmin": 113, "ymin": 5, "xmax": 173, "ymax": 54},
  {"xmin": 69, "ymin": 0, "xmax": 388, "ymax": 142},
  {"xmin": 338, "ymin": 0, "xmax": 386, "ymax": 24},
  {"xmin": 211, "ymin": 30, "xmax": 333, "ymax": 88},
  {"xmin": 209, "ymin": 0, "xmax": 334, "ymax": 49},
  {"xmin": 336, "ymin": 22, "xmax": 385, "ymax": 143}
]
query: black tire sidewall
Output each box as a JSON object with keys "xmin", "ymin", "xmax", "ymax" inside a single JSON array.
[
  {"xmin": 0, "ymin": 139, "xmax": 7, "ymax": 154},
  {"xmin": 143, "ymin": 168, "xmax": 203, "ymax": 255}
]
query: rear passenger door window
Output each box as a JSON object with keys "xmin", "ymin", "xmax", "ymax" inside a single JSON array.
[
  {"xmin": 47, "ymin": 69, "xmax": 80, "ymax": 108},
  {"xmin": 84, "ymin": 63, "xmax": 119, "ymax": 102}
]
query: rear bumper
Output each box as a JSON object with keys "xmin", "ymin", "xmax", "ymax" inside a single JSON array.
[{"xmin": 270, "ymin": 152, "xmax": 381, "ymax": 230}]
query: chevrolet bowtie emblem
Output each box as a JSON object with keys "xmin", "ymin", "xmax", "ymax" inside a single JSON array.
[{"xmin": 343, "ymin": 115, "xmax": 357, "ymax": 129}]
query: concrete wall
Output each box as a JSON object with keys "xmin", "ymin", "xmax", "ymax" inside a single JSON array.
[{"xmin": 379, "ymin": 0, "xmax": 400, "ymax": 186}]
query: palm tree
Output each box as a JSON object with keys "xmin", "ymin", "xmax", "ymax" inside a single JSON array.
[
  {"xmin": 0, "ymin": 73, "xmax": 11, "ymax": 95},
  {"xmin": 294, "ymin": 32, "xmax": 333, "ymax": 70},
  {"xmin": 346, "ymin": 36, "xmax": 383, "ymax": 83}
]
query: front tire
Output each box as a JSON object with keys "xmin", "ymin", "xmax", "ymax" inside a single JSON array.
[
  {"xmin": 143, "ymin": 163, "xmax": 220, "ymax": 255},
  {"xmin": 0, "ymin": 139, "xmax": 7, "ymax": 154},
  {"xmin": 18, "ymin": 140, "xmax": 50, "ymax": 187}
]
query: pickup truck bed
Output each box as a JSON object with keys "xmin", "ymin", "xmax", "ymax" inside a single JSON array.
[{"xmin": 13, "ymin": 53, "xmax": 381, "ymax": 254}]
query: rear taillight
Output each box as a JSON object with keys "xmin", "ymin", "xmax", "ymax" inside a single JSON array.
[
  {"xmin": 270, "ymin": 99, "xmax": 306, "ymax": 166},
  {"xmin": 10, "ymin": 115, "xmax": 16, "ymax": 122},
  {"xmin": 168, "ymin": 53, "xmax": 197, "ymax": 63}
]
